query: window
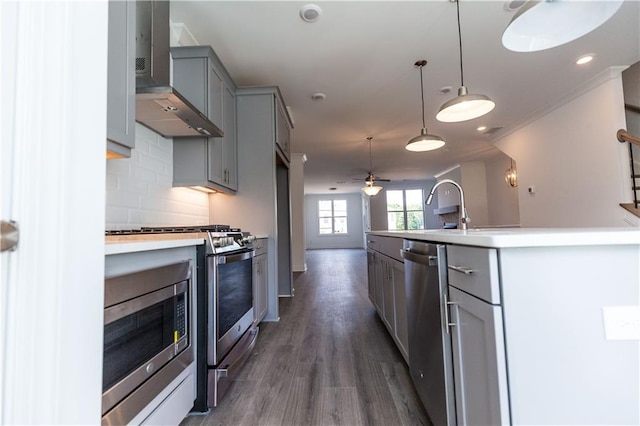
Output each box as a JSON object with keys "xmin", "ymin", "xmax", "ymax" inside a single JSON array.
[
  {"xmin": 318, "ymin": 199, "xmax": 348, "ymax": 234},
  {"xmin": 387, "ymin": 189, "xmax": 424, "ymax": 230}
]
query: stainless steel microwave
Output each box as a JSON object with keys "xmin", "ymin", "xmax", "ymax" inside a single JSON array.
[{"xmin": 102, "ymin": 261, "xmax": 193, "ymax": 425}]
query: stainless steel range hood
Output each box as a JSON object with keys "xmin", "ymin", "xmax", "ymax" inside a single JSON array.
[{"xmin": 135, "ymin": 1, "xmax": 223, "ymax": 138}]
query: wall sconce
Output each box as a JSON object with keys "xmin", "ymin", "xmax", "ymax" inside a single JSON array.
[{"xmin": 505, "ymin": 159, "xmax": 518, "ymax": 187}]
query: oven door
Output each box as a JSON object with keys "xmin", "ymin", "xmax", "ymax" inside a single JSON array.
[
  {"xmin": 207, "ymin": 249, "xmax": 255, "ymax": 366},
  {"xmin": 102, "ymin": 279, "xmax": 189, "ymax": 415}
]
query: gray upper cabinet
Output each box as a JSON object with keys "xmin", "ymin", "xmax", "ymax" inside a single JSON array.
[
  {"xmin": 106, "ymin": 0, "xmax": 136, "ymax": 158},
  {"xmin": 171, "ymin": 46, "xmax": 237, "ymax": 193},
  {"xmin": 275, "ymin": 99, "xmax": 292, "ymax": 162}
]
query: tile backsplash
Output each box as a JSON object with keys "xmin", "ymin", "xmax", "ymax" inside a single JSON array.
[{"xmin": 106, "ymin": 124, "xmax": 209, "ymax": 230}]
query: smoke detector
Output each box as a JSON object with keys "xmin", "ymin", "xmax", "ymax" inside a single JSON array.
[
  {"xmin": 311, "ymin": 92, "xmax": 326, "ymax": 101},
  {"xmin": 300, "ymin": 4, "xmax": 322, "ymax": 22}
]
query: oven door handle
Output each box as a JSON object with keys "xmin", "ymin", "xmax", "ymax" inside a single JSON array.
[{"xmin": 217, "ymin": 250, "xmax": 255, "ymax": 264}]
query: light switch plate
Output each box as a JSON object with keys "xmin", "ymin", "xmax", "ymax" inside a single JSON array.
[{"xmin": 602, "ymin": 306, "xmax": 640, "ymax": 340}]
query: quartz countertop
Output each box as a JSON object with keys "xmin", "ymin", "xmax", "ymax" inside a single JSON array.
[
  {"xmin": 368, "ymin": 227, "xmax": 640, "ymax": 248},
  {"xmin": 105, "ymin": 233, "xmax": 206, "ymax": 255}
]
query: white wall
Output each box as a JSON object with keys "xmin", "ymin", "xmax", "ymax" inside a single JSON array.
[
  {"xmin": 290, "ymin": 154, "xmax": 307, "ymax": 271},
  {"xmin": 105, "ymin": 124, "xmax": 210, "ymax": 229},
  {"xmin": 494, "ymin": 69, "xmax": 636, "ymax": 227},
  {"xmin": 305, "ymin": 193, "xmax": 364, "ymax": 249},
  {"xmin": 369, "ymin": 179, "xmax": 440, "ymax": 231}
]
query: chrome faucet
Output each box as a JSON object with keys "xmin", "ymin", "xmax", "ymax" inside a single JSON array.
[{"xmin": 426, "ymin": 179, "xmax": 470, "ymax": 230}]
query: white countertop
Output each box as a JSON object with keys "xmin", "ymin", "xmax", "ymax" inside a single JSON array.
[
  {"xmin": 105, "ymin": 234, "xmax": 206, "ymax": 255},
  {"xmin": 369, "ymin": 227, "xmax": 640, "ymax": 248}
]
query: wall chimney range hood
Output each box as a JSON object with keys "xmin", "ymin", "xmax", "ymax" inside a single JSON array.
[{"xmin": 135, "ymin": 1, "xmax": 223, "ymax": 138}]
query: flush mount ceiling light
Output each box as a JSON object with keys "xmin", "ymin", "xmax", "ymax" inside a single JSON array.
[
  {"xmin": 502, "ymin": 0, "xmax": 623, "ymax": 52},
  {"xmin": 300, "ymin": 4, "xmax": 322, "ymax": 22},
  {"xmin": 362, "ymin": 137, "xmax": 383, "ymax": 196},
  {"xmin": 437, "ymin": 1, "xmax": 495, "ymax": 123},
  {"xmin": 406, "ymin": 60, "xmax": 446, "ymax": 152}
]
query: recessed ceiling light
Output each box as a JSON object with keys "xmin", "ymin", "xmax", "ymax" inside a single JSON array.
[
  {"xmin": 311, "ymin": 92, "xmax": 326, "ymax": 101},
  {"xmin": 477, "ymin": 125, "xmax": 487, "ymax": 132},
  {"xmin": 503, "ymin": 0, "xmax": 526, "ymax": 11},
  {"xmin": 300, "ymin": 4, "xmax": 322, "ymax": 23},
  {"xmin": 576, "ymin": 54, "xmax": 594, "ymax": 65},
  {"xmin": 438, "ymin": 86, "xmax": 453, "ymax": 95}
]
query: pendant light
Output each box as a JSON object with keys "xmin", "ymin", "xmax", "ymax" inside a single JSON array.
[
  {"xmin": 406, "ymin": 60, "xmax": 446, "ymax": 152},
  {"xmin": 436, "ymin": 0, "xmax": 495, "ymax": 123},
  {"xmin": 502, "ymin": 0, "xmax": 623, "ymax": 52},
  {"xmin": 362, "ymin": 137, "xmax": 383, "ymax": 197},
  {"xmin": 505, "ymin": 158, "xmax": 518, "ymax": 187}
]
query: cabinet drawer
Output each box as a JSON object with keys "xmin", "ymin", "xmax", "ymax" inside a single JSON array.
[
  {"xmin": 447, "ymin": 245, "xmax": 500, "ymax": 304},
  {"xmin": 366, "ymin": 234, "xmax": 380, "ymax": 250},
  {"xmin": 366, "ymin": 235, "xmax": 403, "ymax": 262}
]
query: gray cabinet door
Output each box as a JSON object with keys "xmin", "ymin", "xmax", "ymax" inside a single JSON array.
[
  {"xmin": 449, "ymin": 286, "xmax": 510, "ymax": 426},
  {"xmin": 223, "ymin": 86, "xmax": 237, "ymax": 190},
  {"xmin": 208, "ymin": 64, "xmax": 224, "ymax": 127},
  {"xmin": 106, "ymin": 0, "xmax": 135, "ymax": 156},
  {"xmin": 391, "ymin": 258, "xmax": 408, "ymax": 362},
  {"xmin": 373, "ymin": 254, "xmax": 384, "ymax": 314},
  {"xmin": 253, "ymin": 252, "xmax": 268, "ymax": 323},
  {"xmin": 274, "ymin": 96, "xmax": 291, "ymax": 161},
  {"xmin": 381, "ymin": 258, "xmax": 395, "ymax": 332},
  {"xmin": 367, "ymin": 250, "xmax": 377, "ymax": 305}
]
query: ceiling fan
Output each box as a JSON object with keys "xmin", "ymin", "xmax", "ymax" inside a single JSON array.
[
  {"xmin": 356, "ymin": 137, "xmax": 390, "ymax": 196},
  {"xmin": 352, "ymin": 137, "xmax": 391, "ymax": 185}
]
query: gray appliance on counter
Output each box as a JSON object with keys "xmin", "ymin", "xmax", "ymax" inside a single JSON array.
[{"xmin": 401, "ymin": 240, "xmax": 456, "ymax": 426}]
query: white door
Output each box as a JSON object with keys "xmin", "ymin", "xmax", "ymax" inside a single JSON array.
[{"xmin": 1, "ymin": 2, "xmax": 108, "ymax": 423}]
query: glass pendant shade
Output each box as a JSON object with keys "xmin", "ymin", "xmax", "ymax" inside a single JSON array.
[
  {"xmin": 502, "ymin": 0, "xmax": 623, "ymax": 52},
  {"xmin": 505, "ymin": 161, "xmax": 518, "ymax": 187},
  {"xmin": 406, "ymin": 128, "xmax": 446, "ymax": 152},
  {"xmin": 436, "ymin": 86, "xmax": 495, "ymax": 123},
  {"xmin": 362, "ymin": 184, "xmax": 383, "ymax": 196}
]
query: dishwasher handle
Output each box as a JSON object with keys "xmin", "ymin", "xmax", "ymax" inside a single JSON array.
[{"xmin": 400, "ymin": 249, "xmax": 437, "ymax": 266}]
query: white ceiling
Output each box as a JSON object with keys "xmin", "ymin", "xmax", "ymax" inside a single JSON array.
[{"xmin": 170, "ymin": 0, "xmax": 640, "ymax": 194}]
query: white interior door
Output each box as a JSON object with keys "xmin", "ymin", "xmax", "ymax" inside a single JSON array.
[{"xmin": 1, "ymin": 2, "xmax": 108, "ymax": 423}]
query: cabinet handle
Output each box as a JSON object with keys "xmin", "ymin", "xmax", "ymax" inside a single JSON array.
[
  {"xmin": 444, "ymin": 293, "xmax": 457, "ymax": 333},
  {"xmin": 448, "ymin": 265, "xmax": 474, "ymax": 275}
]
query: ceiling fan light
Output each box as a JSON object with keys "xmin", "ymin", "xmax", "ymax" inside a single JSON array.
[
  {"xmin": 362, "ymin": 185, "xmax": 383, "ymax": 196},
  {"xmin": 502, "ymin": 0, "xmax": 623, "ymax": 52},
  {"xmin": 406, "ymin": 128, "xmax": 446, "ymax": 152},
  {"xmin": 436, "ymin": 86, "xmax": 495, "ymax": 123}
]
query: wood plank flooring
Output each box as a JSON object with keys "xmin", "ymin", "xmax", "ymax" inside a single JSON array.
[{"xmin": 181, "ymin": 248, "xmax": 431, "ymax": 426}]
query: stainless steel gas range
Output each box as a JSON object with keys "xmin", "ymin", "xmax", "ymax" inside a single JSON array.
[{"xmin": 105, "ymin": 225, "xmax": 259, "ymax": 413}]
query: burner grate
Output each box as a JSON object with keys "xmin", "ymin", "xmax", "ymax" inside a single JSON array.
[{"xmin": 106, "ymin": 224, "xmax": 234, "ymax": 236}]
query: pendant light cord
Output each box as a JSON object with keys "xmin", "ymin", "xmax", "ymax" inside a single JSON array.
[
  {"xmin": 419, "ymin": 65, "xmax": 426, "ymax": 129},
  {"xmin": 367, "ymin": 136, "xmax": 373, "ymax": 172},
  {"xmin": 456, "ymin": 0, "xmax": 464, "ymax": 87}
]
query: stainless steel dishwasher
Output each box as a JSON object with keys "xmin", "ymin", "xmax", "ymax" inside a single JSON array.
[{"xmin": 401, "ymin": 240, "xmax": 456, "ymax": 426}]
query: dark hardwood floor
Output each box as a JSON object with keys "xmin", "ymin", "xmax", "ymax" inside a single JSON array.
[{"xmin": 182, "ymin": 248, "xmax": 431, "ymax": 426}]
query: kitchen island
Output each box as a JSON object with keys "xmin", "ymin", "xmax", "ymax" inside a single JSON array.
[{"xmin": 367, "ymin": 227, "xmax": 639, "ymax": 426}]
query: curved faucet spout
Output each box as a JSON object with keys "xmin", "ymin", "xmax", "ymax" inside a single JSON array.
[{"xmin": 426, "ymin": 179, "xmax": 470, "ymax": 230}]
